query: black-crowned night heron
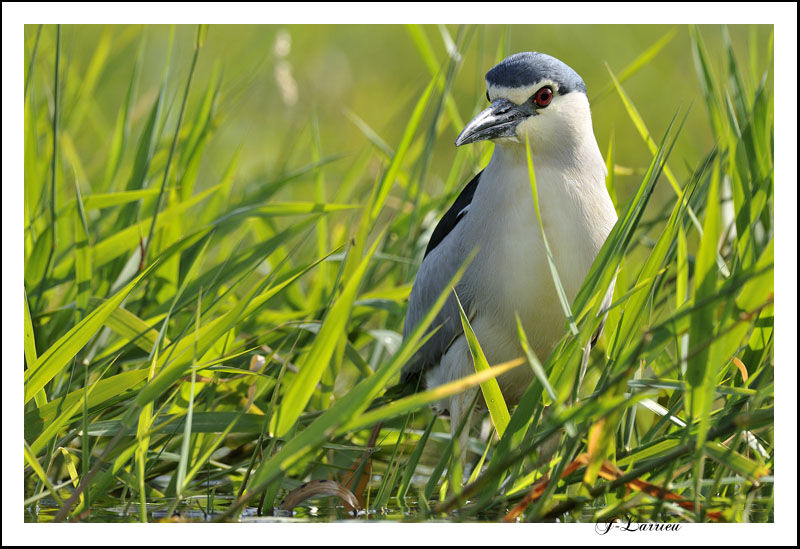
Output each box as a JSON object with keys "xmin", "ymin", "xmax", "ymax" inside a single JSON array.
[{"xmin": 400, "ymin": 52, "xmax": 618, "ymax": 456}]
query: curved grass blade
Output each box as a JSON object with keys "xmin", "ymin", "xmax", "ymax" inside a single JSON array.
[
  {"xmin": 405, "ymin": 24, "xmax": 465, "ymax": 134},
  {"xmin": 272, "ymin": 229, "xmax": 385, "ymax": 437},
  {"xmin": 338, "ymin": 358, "xmax": 523, "ymax": 435},
  {"xmin": 686, "ymin": 159, "xmax": 722, "ymax": 448},
  {"xmin": 455, "ymin": 292, "xmax": 510, "ymax": 437},
  {"xmin": 396, "ymin": 415, "xmax": 437, "ymax": 504},
  {"xmin": 525, "ymin": 135, "xmax": 578, "ymax": 337},
  {"xmin": 24, "ymin": 368, "xmax": 149, "ymax": 441},
  {"xmin": 82, "ymin": 189, "xmax": 160, "ymax": 210},
  {"xmin": 24, "ymin": 292, "xmax": 46, "ymax": 406},
  {"xmin": 73, "ymin": 171, "xmax": 91, "ymax": 316},
  {"xmin": 591, "ymin": 28, "xmax": 677, "ymax": 103},
  {"xmin": 24, "ymin": 441, "xmax": 66, "ymax": 507},
  {"xmin": 24, "ymin": 262, "xmax": 156, "ymax": 404}
]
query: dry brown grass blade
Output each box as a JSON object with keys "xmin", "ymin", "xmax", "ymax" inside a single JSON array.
[
  {"xmin": 503, "ymin": 453, "xmax": 723, "ymax": 522},
  {"xmin": 341, "ymin": 422, "xmax": 382, "ymax": 508},
  {"xmin": 733, "ymin": 357, "xmax": 749, "ymax": 383},
  {"xmin": 595, "ymin": 458, "xmax": 723, "ymax": 521},
  {"xmin": 503, "ymin": 458, "xmax": 586, "ymax": 522},
  {"xmin": 278, "ymin": 479, "xmax": 360, "ymax": 512}
]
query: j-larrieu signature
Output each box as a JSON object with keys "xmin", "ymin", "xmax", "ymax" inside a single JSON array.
[{"xmin": 595, "ymin": 516, "xmax": 683, "ymax": 535}]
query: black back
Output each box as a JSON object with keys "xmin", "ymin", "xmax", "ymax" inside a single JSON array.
[{"xmin": 423, "ymin": 170, "xmax": 483, "ymax": 258}]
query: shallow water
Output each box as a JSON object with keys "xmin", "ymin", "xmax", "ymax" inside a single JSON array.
[
  {"xmin": 28, "ymin": 493, "xmax": 768, "ymax": 523},
  {"xmin": 25, "ymin": 495, "xmax": 423, "ymax": 523}
]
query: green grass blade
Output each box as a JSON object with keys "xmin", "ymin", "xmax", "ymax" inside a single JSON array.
[
  {"xmin": 343, "ymin": 108, "xmax": 394, "ymax": 159},
  {"xmin": 686, "ymin": 159, "xmax": 722, "ymax": 447},
  {"xmin": 338, "ymin": 358, "xmax": 523, "ymax": 435},
  {"xmin": 524, "ymin": 135, "xmax": 577, "ymax": 336},
  {"xmin": 29, "ymin": 361, "xmax": 114, "ymax": 454},
  {"xmin": 703, "ymin": 441, "xmax": 769, "ymax": 484},
  {"xmin": 24, "ymin": 292, "xmax": 39, "ymax": 371},
  {"xmin": 24, "ymin": 441, "xmax": 66, "ymax": 507},
  {"xmin": 369, "ymin": 77, "xmax": 437, "ymax": 222},
  {"xmin": 273, "ymin": 229, "xmax": 385, "ymax": 437},
  {"xmin": 592, "ymin": 27, "xmax": 677, "ymax": 103},
  {"xmin": 396, "ymin": 415, "xmax": 437, "ymax": 503},
  {"xmin": 82, "ymin": 189, "xmax": 160, "ymax": 210},
  {"xmin": 176, "ymin": 292, "xmax": 202, "ymax": 496},
  {"xmin": 455, "ymin": 292, "xmax": 510, "ymax": 437},
  {"xmin": 515, "ymin": 313, "xmax": 557, "ymax": 405},
  {"xmin": 142, "ymin": 25, "xmax": 203, "ymax": 265},
  {"xmin": 134, "ymin": 250, "xmax": 330, "ymax": 408},
  {"xmin": 24, "ymin": 369, "xmax": 148, "ymax": 441},
  {"xmin": 73, "ymin": 172, "xmax": 91, "ymax": 316},
  {"xmin": 405, "ymin": 24, "xmax": 465, "ymax": 134},
  {"xmin": 103, "ymin": 306, "xmax": 170, "ymax": 354},
  {"xmin": 122, "ymin": 47, "xmax": 167, "ymax": 194},
  {"xmin": 24, "ymin": 263, "xmax": 155, "ymax": 404},
  {"xmin": 102, "ymin": 34, "xmax": 143, "ymax": 190}
]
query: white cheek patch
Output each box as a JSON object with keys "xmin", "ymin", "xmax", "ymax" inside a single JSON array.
[
  {"xmin": 487, "ymin": 79, "xmax": 559, "ymax": 106},
  {"xmin": 542, "ymin": 92, "xmax": 592, "ymax": 124},
  {"xmin": 514, "ymin": 92, "xmax": 594, "ymax": 145}
]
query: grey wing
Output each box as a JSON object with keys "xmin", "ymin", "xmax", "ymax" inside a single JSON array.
[
  {"xmin": 400, "ymin": 172, "xmax": 482, "ymax": 384},
  {"xmin": 401, "ymin": 225, "xmax": 473, "ymax": 383}
]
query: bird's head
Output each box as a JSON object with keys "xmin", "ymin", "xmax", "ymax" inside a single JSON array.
[{"xmin": 455, "ymin": 52, "xmax": 594, "ymax": 154}]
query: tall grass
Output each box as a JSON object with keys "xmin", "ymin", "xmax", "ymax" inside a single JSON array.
[{"xmin": 23, "ymin": 24, "xmax": 773, "ymax": 523}]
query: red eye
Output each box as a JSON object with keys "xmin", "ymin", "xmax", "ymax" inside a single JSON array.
[{"xmin": 534, "ymin": 87, "xmax": 553, "ymax": 107}]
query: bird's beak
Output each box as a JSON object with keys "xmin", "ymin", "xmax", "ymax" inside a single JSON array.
[{"xmin": 455, "ymin": 98, "xmax": 534, "ymax": 147}]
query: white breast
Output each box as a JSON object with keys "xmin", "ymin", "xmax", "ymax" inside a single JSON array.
[{"xmin": 458, "ymin": 143, "xmax": 616, "ymax": 366}]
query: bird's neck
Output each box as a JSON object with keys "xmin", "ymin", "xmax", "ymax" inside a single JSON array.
[
  {"xmin": 490, "ymin": 129, "xmax": 606, "ymax": 182},
  {"xmin": 475, "ymin": 136, "xmax": 615, "ymax": 251},
  {"xmin": 486, "ymin": 134, "xmax": 607, "ymax": 202}
]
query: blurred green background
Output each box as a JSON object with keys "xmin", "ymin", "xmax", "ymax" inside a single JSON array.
[{"xmin": 24, "ymin": 24, "xmax": 772, "ymax": 225}]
